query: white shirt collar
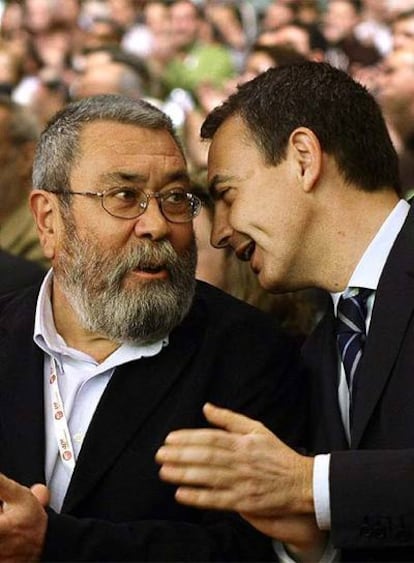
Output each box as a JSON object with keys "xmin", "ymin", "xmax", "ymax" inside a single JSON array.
[{"xmin": 331, "ymin": 199, "xmax": 410, "ymax": 310}]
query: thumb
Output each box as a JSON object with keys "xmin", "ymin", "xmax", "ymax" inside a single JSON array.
[
  {"xmin": 30, "ymin": 484, "xmax": 50, "ymax": 507},
  {"xmin": 203, "ymin": 403, "xmax": 267, "ymax": 435}
]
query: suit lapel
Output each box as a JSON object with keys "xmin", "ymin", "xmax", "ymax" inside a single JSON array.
[
  {"xmin": 0, "ymin": 287, "xmax": 46, "ymax": 485},
  {"xmin": 351, "ymin": 207, "xmax": 414, "ymax": 447},
  {"xmin": 303, "ymin": 303, "xmax": 349, "ymax": 451},
  {"xmin": 62, "ymin": 296, "xmax": 205, "ymax": 513}
]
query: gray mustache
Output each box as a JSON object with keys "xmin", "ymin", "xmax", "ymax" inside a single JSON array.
[{"xmin": 122, "ymin": 240, "xmax": 179, "ymax": 271}]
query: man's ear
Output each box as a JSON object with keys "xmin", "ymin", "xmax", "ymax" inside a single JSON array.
[
  {"xmin": 29, "ymin": 190, "xmax": 60, "ymax": 260},
  {"xmin": 288, "ymin": 127, "xmax": 322, "ymax": 193}
]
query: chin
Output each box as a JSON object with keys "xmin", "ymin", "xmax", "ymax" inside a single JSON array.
[{"xmin": 258, "ymin": 270, "xmax": 291, "ymax": 294}]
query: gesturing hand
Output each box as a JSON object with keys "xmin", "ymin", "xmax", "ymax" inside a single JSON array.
[
  {"xmin": 0, "ymin": 474, "xmax": 48, "ymax": 562},
  {"xmin": 156, "ymin": 403, "xmax": 328, "ymax": 558},
  {"xmin": 157, "ymin": 403, "xmax": 314, "ymax": 515}
]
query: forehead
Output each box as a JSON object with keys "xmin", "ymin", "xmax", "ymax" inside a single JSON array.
[
  {"xmin": 71, "ymin": 120, "xmax": 187, "ymax": 185},
  {"xmin": 77, "ymin": 120, "xmax": 184, "ymax": 165},
  {"xmin": 207, "ymin": 115, "xmax": 264, "ymax": 181}
]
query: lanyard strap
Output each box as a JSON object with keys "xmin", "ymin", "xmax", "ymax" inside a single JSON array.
[{"xmin": 49, "ymin": 357, "xmax": 76, "ymax": 471}]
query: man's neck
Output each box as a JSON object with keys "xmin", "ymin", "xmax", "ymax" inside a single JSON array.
[
  {"xmin": 51, "ymin": 280, "xmax": 120, "ymax": 363},
  {"xmin": 312, "ymin": 187, "xmax": 401, "ymax": 293}
]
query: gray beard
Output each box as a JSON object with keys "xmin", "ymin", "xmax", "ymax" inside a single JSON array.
[{"xmin": 55, "ymin": 226, "xmax": 197, "ymax": 344}]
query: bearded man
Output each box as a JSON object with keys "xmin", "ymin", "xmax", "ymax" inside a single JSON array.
[{"xmin": 0, "ymin": 94, "xmax": 305, "ymax": 562}]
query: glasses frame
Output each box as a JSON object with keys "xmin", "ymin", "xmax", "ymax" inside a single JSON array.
[{"xmin": 47, "ymin": 187, "xmax": 202, "ymax": 224}]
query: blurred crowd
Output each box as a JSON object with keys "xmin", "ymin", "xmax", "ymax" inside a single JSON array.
[{"xmin": 1, "ymin": 0, "xmax": 414, "ymax": 337}]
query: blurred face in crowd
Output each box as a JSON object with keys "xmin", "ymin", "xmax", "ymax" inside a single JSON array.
[
  {"xmin": 71, "ymin": 61, "xmax": 138, "ymax": 99},
  {"xmin": 169, "ymin": 1, "xmax": 200, "ymax": 51},
  {"xmin": 258, "ymin": 25, "xmax": 311, "ymax": 57},
  {"xmin": 108, "ymin": 0, "xmax": 136, "ymax": 28},
  {"xmin": 261, "ymin": 2, "xmax": 295, "ymax": 31},
  {"xmin": 0, "ymin": 106, "xmax": 34, "ymax": 218},
  {"xmin": 241, "ymin": 50, "xmax": 277, "ymax": 82},
  {"xmin": 377, "ymin": 49, "xmax": 414, "ymax": 114},
  {"xmin": 35, "ymin": 121, "xmax": 197, "ymax": 343},
  {"xmin": 392, "ymin": 15, "xmax": 414, "ymax": 51},
  {"xmin": 323, "ymin": 0, "xmax": 359, "ymax": 44},
  {"xmin": 208, "ymin": 115, "xmax": 313, "ymax": 293},
  {"xmin": 24, "ymin": 0, "xmax": 55, "ymax": 33}
]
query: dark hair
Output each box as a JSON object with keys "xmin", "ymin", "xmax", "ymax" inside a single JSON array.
[{"xmin": 201, "ymin": 62, "xmax": 401, "ymax": 193}]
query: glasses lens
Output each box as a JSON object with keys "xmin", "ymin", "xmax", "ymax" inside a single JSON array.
[
  {"xmin": 102, "ymin": 188, "xmax": 201, "ymax": 222},
  {"xmin": 103, "ymin": 188, "xmax": 147, "ymax": 218},
  {"xmin": 161, "ymin": 191, "xmax": 201, "ymax": 223}
]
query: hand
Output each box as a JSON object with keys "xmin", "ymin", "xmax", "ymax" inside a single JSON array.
[
  {"xmin": 0, "ymin": 473, "xmax": 48, "ymax": 562},
  {"xmin": 157, "ymin": 403, "xmax": 314, "ymax": 515},
  {"xmin": 156, "ymin": 403, "xmax": 324, "ymax": 554}
]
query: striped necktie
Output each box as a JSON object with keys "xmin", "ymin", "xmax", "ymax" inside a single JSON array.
[{"xmin": 336, "ymin": 288, "xmax": 371, "ymax": 399}]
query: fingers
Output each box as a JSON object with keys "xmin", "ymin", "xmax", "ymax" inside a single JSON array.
[
  {"xmin": 174, "ymin": 486, "xmax": 237, "ymax": 511},
  {"xmin": 160, "ymin": 404, "xmax": 268, "ymax": 449},
  {"xmin": 160, "ymin": 462, "xmax": 232, "ymax": 488},
  {"xmin": 156, "ymin": 443, "xmax": 233, "ymax": 467},
  {"xmin": 202, "ymin": 403, "xmax": 266, "ymax": 435},
  {"xmin": 162, "ymin": 427, "xmax": 236, "ymax": 448},
  {"xmin": 30, "ymin": 484, "xmax": 50, "ymax": 507}
]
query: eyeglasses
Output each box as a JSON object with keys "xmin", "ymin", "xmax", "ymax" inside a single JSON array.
[{"xmin": 48, "ymin": 187, "xmax": 202, "ymax": 223}]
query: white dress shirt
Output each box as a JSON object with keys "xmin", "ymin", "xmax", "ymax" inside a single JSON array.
[{"xmin": 33, "ymin": 270, "xmax": 168, "ymax": 512}]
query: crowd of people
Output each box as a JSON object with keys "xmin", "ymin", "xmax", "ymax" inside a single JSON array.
[
  {"xmin": 3, "ymin": 0, "xmax": 414, "ymax": 334},
  {"xmin": 0, "ymin": 0, "xmax": 413, "ymax": 184}
]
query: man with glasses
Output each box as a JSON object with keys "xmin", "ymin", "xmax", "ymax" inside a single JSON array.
[{"xmin": 0, "ymin": 94, "xmax": 304, "ymax": 561}]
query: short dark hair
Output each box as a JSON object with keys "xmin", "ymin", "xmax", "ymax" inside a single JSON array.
[{"xmin": 201, "ymin": 62, "xmax": 401, "ymax": 193}]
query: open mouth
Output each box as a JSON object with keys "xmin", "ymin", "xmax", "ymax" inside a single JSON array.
[
  {"xmin": 236, "ymin": 241, "xmax": 256, "ymax": 262},
  {"xmin": 137, "ymin": 264, "xmax": 164, "ymax": 274}
]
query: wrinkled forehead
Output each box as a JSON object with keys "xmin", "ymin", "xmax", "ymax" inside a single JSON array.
[
  {"xmin": 70, "ymin": 120, "xmax": 188, "ymax": 185},
  {"xmin": 77, "ymin": 120, "xmax": 183, "ymax": 158}
]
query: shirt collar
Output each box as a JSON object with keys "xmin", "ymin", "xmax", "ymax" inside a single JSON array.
[{"xmin": 331, "ymin": 199, "xmax": 410, "ymax": 310}]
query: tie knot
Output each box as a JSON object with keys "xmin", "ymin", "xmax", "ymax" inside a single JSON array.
[
  {"xmin": 336, "ymin": 288, "xmax": 371, "ymax": 392},
  {"xmin": 337, "ymin": 288, "xmax": 371, "ymax": 334}
]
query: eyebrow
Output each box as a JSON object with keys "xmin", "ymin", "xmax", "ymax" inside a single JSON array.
[{"xmin": 101, "ymin": 170, "xmax": 191, "ymax": 185}]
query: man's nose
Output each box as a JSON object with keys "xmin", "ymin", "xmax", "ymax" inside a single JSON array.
[
  {"xmin": 133, "ymin": 197, "xmax": 170, "ymax": 240},
  {"xmin": 211, "ymin": 212, "xmax": 232, "ymax": 249}
]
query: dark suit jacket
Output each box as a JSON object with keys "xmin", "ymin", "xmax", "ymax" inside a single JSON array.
[
  {"xmin": 0, "ymin": 280, "xmax": 306, "ymax": 562},
  {"xmin": 303, "ymin": 204, "xmax": 414, "ymax": 561},
  {"xmin": 0, "ymin": 248, "xmax": 46, "ymax": 294}
]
